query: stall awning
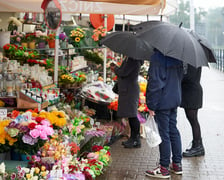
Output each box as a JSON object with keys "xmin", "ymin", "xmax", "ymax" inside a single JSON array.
[{"xmin": 0, "ymin": 0, "xmax": 177, "ymax": 15}]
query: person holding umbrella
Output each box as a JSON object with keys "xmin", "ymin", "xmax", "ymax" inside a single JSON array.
[
  {"xmin": 145, "ymin": 49, "xmax": 183, "ymax": 178},
  {"xmin": 110, "ymin": 57, "xmax": 143, "ymax": 148},
  {"xmin": 181, "ymin": 64, "xmax": 205, "ymax": 157}
]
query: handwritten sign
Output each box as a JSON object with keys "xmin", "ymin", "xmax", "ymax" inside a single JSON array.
[{"xmin": 0, "ymin": 109, "xmax": 7, "ymax": 118}]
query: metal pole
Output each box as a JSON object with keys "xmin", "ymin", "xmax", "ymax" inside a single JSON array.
[
  {"xmin": 190, "ymin": 0, "xmax": 195, "ymax": 30},
  {"xmin": 54, "ymin": 28, "xmax": 60, "ymax": 85},
  {"xmin": 103, "ymin": 14, "xmax": 108, "ymax": 82}
]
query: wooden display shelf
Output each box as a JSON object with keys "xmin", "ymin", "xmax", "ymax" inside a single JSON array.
[{"xmin": 17, "ymin": 92, "xmax": 48, "ymax": 110}]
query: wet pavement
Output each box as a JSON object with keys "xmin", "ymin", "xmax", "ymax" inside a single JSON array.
[{"xmin": 96, "ymin": 67, "xmax": 224, "ymax": 180}]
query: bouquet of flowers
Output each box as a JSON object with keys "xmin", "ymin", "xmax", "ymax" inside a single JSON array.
[
  {"xmin": 92, "ymin": 26, "xmax": 106, "ymax": 42},
  {"xmin": 5, "ymin": 111, "xmax": 54, "ymax": 155},
  {"xmin": 0, "ymin": 119, "xmax": 17, "ymax": 153},
  {"xmin": 70, "ymin": 27, "xmax": 85, "ymax": 47},
  {"xmin": 59, "ymin": 73, "xmax": 75, "ymax": 85}
]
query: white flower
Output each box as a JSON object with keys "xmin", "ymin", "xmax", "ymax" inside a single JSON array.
[
  {"xmin": 31, "ymin": 176, "xmax": 38, "ymax": 180},
  {"xmin": 0, "ymin": 162, "xmax": 5, "ymax": 174},
  {"xmin": 21, "ymin": 167, "xmax": 30, "ymax": 173}
]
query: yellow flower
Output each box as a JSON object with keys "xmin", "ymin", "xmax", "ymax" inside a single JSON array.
[
  {"xmin": 75, "ymin": 37, "xmax": 80, "ymax": 42},
  {"xmin": 35, "ymin": 167, "xmax": 40, "ymax": 174},
  {"xmin": 26, "ymin": 174, "xmax": 31, "ymax": 179},
  {"xmin": 41, "ymin": 166, "xmax": 46, "ymax": 171},
  {"xmin": 41, "ymin": 171, "xmax": 47, "ymax": 177}
]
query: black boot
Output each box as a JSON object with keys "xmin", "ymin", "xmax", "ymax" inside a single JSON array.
[
  {"xmin": 183, "ymin": 139, "xmax": 205, "ymax": 157},
  {"xmin": 122, "ymin": 138, "xmax": 133, "ymax": 146},
  {"xmin": 123, "ymin": 135, "xmax": 141, "ymax": 148}
]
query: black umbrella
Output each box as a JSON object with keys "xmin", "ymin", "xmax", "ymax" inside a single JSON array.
[
  {"xmin": 134, "ymin": 20, "xmax": 217, "ymax": 67},
  {"xmin": 100, "ymin": 31, "xmax": 154, "ymax": 60},
  {"xmin": 133, "ymin": 21, "xmax": 210, "ymax": 67},
  {"xmin": 188, "ymin": 30, "xmax": 216, "ymax": 63}
]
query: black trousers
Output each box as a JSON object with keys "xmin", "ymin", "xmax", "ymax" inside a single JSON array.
[{"xmin": 128, "ymin": 117, "xmax": 140, "ymax": 139}]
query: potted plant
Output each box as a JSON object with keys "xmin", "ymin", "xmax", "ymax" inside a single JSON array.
[
  {"xmin": 20, "ymin": 34, "xmax": 28, "ymax": 48},
  {"xmin": 26, "ymin": 33, "xmax": 36, "ymax": 49},
  {"xmin": 47, "ymin": 32, "xmax": 56, "ymax": 48},
  {"xmin": 36, "ymin": 30, "xmax": 47, "ymax": 49},
  {"xmin": 59, "ymin": 32, "xmax": 68, "ymax": 49}
]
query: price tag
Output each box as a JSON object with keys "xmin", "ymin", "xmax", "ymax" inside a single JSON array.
[
  {"xmin": 95, "ymin": 121, "xmax": 100, "ymax": 128},
  {"xmin": 0, "ymin": 109, "xmax": 7, "ymax": 118},
  {"xmin": 90, "ymin": 119, "xmax": 94, "ymax": 126}
]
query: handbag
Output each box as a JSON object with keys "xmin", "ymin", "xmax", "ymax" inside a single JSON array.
[
  {"xmin": 112, "ymin": 82, "xmax": 118, "ymax": 94},
  {"xmin": 144, "ymin": 115, "xmax": 162, "ymax": 147}
]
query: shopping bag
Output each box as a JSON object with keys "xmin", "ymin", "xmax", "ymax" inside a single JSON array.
[{"xmin": 144, "ymin": 115, "xmax": 162, "ymax": 147}]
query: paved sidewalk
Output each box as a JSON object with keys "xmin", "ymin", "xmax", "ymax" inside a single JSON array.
[{"xmin": 97, "ymin": 67, "xmax": 224, "ymax": 180}]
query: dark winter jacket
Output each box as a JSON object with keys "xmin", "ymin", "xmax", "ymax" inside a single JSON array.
[
  {"xmin": 146, "ymin": 51, "xmax": 183, "ymax": 111},
  {"xmin": 180, "ymin": 64, "xmax": 203, "ymax": 109},
  {"xmin": 114, "ymin": 57, "xmax": 143, "ymax": 118}
]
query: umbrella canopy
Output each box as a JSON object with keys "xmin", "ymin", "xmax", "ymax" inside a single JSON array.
[
  {"xmin": 188, "ymin": 30, "xmax": 216, "ymax": 63},
  {"xmin": 133, "ymin": 21, "xmax": 217, "ymax": 64},
  {"xmin": 135, "ymin": 21, "xmax": 210, "ymax": 67},
  {"xmin": 101, "ymin": 31, "xmax": 154, "ymax": 60}
]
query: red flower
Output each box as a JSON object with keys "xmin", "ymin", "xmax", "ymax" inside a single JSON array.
[
  {"xmin": 35, "ymin": 117, "xmax": 45, "ymax": 123},
  {"xmin": 106, "ymin": 151, "xmax": 111, "ymax": 156},
  {"xmin": 91, "ymin": 145, "xmax": 103, "ymax": 152},
  {"xmin": 11, "ymin": 110, "xmax": 20, "ymax": 118},
  {"xmin": 28, "ymin": 122, "xmax": 36, "ymax": 130}
]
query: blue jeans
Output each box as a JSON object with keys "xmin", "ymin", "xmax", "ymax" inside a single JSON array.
[{"xmin": 155, "ymin": 108, "xmax": 182, "ymax": 167}]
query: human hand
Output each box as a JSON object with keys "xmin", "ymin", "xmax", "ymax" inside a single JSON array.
[{"xmin": 148, "ymin": 109, "xmax": 155, "ymax": 117}]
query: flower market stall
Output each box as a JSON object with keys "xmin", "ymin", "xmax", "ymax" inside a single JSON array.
[{"xmin": 0, "ymin": 0, "xmax": 178, "ymax": 179}]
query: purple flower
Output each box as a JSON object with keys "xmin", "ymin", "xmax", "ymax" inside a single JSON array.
[
  {"xmin": 22, "ymin": 134, "xmax": 36, "ymax": 145},
  {"xmin": 59, "ymin": 32, "xmax": 67, "ymax": 41}
]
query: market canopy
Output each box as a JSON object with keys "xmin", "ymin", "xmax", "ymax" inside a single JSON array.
[{"xmin": 0, "ymin": 0, "xmax": 177, "ymax": 15}]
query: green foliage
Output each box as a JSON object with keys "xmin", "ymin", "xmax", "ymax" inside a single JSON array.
[{"xmin": 80, "ymin": 49, "xmax": 103, "ymax": 65}]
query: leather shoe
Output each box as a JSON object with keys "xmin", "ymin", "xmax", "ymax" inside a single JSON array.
[
  {"xmin": 182, "ymin": 145, "xmax": 205, "ymax": 157},
  {"xmin": 123, "ymin": 138, "xmax": 141, "ymax": 148}
]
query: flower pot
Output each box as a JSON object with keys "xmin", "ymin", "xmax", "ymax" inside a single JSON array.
[
  {"xmin": 29, "ymin": 41, "xmax": 36, "ymax": 49},
  {"xmin": 60, "ymin": 41, "xmax": 67, "ymax": 49},
  {"xmin": 21, "ymin": 42, "xmax": 28, "ymax": 48},
  {"xmin": 48, "ymin": 40, "xmax": 55, "ymax": 48},
  {"xmin": 38, "ymin": 42, "xmax": 46, "ymax": 49}
]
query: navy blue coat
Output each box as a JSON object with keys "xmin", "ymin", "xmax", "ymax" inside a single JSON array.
[{"xmin": 146, "ymin": 51, "xmax": 183, "ymax": 111}]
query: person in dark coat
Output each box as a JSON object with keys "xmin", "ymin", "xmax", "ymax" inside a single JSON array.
[
  {"xmin": 181, "ymin": 64, "xmax": 205, "ymax": 157},
  {"xmin": 145, "ymin": 50, "xmax": 183, "ymax": 179},
  {"xmin": 110, "ymin": 57, "xmax": 143, "ymax": 148}
]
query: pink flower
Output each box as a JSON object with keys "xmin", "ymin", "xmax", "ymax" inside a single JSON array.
[
  {"xmin": 39, "ymin": 132, "xmax": 48, "ymax": 140},
  {"xmin": 29, "ymin": 129, "xmax": 40, "ymax": 138},
  {"xmin": 41, "ymin": 120, "xmax": 50, "ymax": 126}
]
